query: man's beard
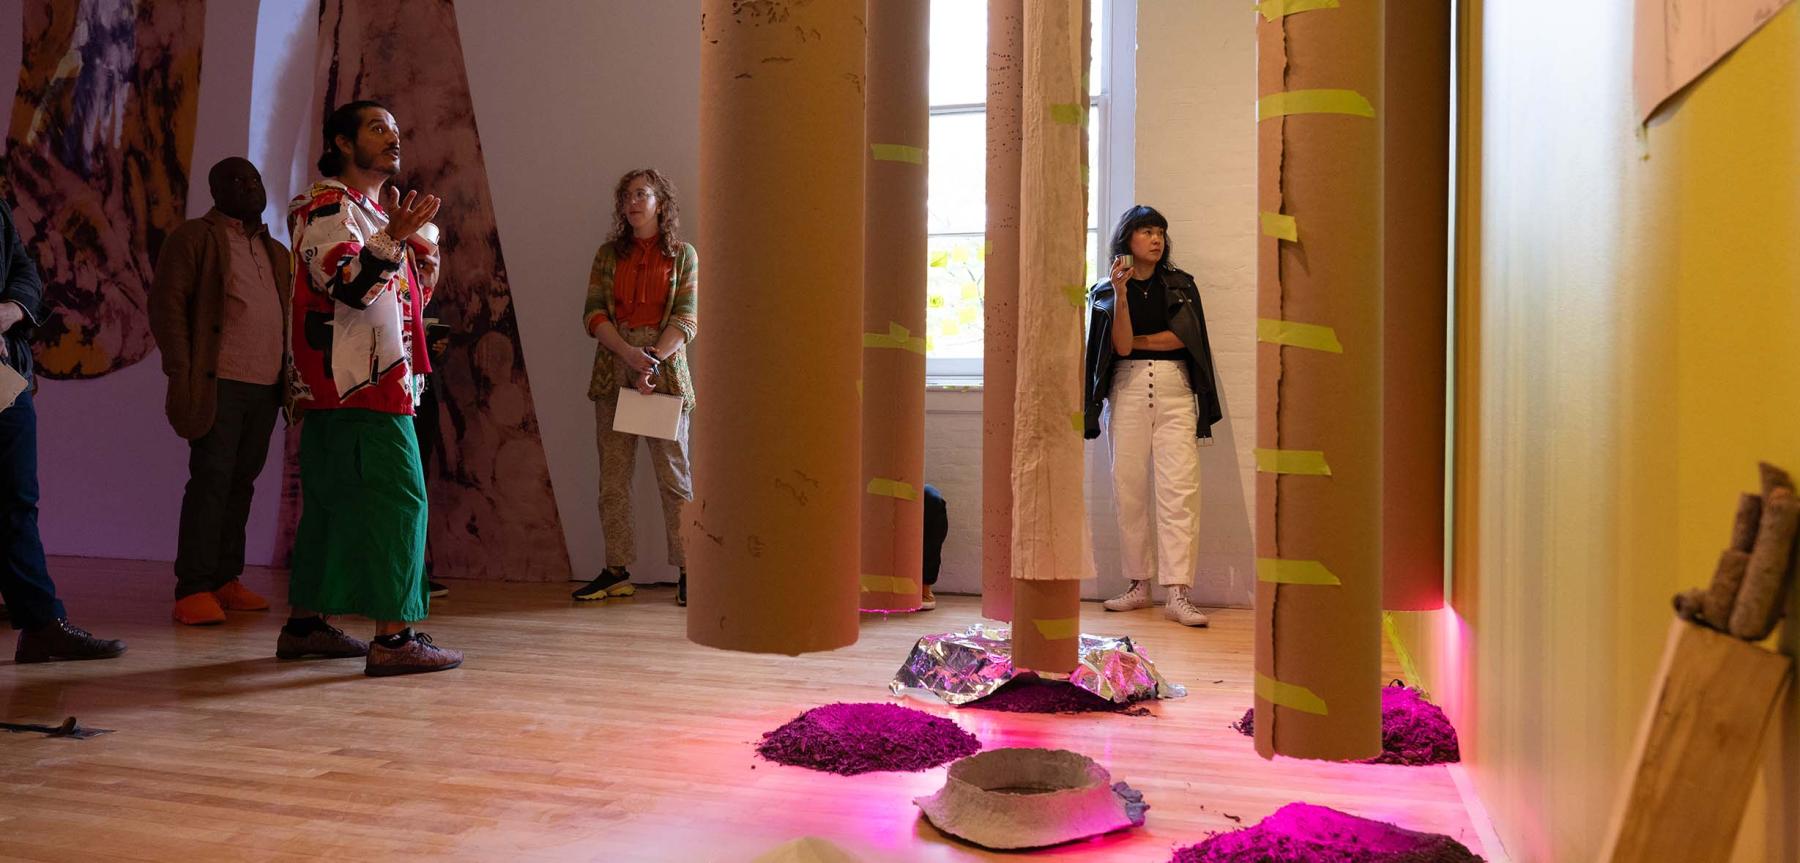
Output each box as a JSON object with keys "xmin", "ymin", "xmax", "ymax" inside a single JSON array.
[{"xmin": 354, "ymin": 144, "xmax": 400, "ymax": 176}]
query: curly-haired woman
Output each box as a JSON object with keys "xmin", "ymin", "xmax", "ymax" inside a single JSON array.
[{"xmin": 574, "ymin": 169, "xmax": 699, "ymax": 606}]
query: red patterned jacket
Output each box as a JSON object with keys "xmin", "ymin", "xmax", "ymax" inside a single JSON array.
[{"xmin": 285, "ymin": 180, "xmax": 431, "ymax": 416}]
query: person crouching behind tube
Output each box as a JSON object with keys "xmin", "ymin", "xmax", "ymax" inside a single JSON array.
[{"xmin": 1082, "ymin": 205, "xmax": 1223, "ymax": 627}]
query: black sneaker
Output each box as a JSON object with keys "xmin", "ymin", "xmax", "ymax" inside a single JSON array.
[
  {"xmin": 677, "ymin": 569, "xmax": 687, "ymax": 607},
  {"xmin": 428, "ymin": 580, "xmax": 449, "ymax": 598},
  {"xmin": 573, "ymin": 569, "xmax": 636, "ymax": 601},
  {"xmin": 15, "ymin": 619, "xmax": 127, "ymax": 663}
]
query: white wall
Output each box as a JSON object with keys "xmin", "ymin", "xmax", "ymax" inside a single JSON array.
[{"xmin": 454, "ymin": 0, "xmax": 702, "ymax": 585}]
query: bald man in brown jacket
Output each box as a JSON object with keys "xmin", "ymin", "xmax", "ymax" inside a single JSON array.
[{"xmin": 150, "ymin": 157, "xmax": 292, "ymax": 626}]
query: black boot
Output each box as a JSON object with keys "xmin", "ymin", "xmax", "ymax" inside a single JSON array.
[
  {"xmin": 15, "ymin": 619, "xmax": 127, "ymax": 663},
  {"xmin": 677, "ymin": 568, "xmax": 687, "ymax": 607}
]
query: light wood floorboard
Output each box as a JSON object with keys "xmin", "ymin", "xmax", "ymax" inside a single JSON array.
[{"xmin": 0, "ymin": 558, "xmax": 1481, "ymax": 861}]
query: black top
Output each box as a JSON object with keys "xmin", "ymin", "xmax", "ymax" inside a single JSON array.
[{"xmin": 1122, "ymin": 274, "xmax": 1186, "ymax": 361}]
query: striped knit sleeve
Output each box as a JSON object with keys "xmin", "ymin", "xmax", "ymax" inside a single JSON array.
[
  {"xmin": 583, "ymin": 244, "xmax": 613, "ymax": 337},
  {"xmin": 668, "ymin": 243, "xmax": 698, "ymax": 343}
]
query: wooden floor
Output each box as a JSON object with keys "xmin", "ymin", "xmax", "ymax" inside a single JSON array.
[{"xmin": 1, "ymin": 558, "xmax": 1483, "ymax": 862}]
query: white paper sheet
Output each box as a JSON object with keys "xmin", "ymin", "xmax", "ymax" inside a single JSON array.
[{"xmin": 612, "ymin": 387, "xmax": 683, "ymax": 440}]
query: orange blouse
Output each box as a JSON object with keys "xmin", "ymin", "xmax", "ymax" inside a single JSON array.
[{"xmin": 610, "ymin": 236, "xmax": 674, "ymax": 330}]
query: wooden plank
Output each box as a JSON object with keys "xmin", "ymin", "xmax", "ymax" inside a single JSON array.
[{"xmin": 1602, "ymin": 618, "xmax": 1794, "ymax": 862}]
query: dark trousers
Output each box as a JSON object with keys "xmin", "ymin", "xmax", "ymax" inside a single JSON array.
[
  {"xmin": 0, "ymin": 390, "xmax": 65, "ymax": 630},
  {"xmin": 923, "ymin": 483, "xmax": 946, "ymax": 588},
  {"xmin": 173, "ymin": 380, "xmax": 281, "ymax": 599}
]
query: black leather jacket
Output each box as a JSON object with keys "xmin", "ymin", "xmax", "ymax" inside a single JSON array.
[
  {"xmin": 1082, "ymin": 265, "xmax": 1223, "ymax": 440},
  {"xmin": 0, "ymin": 201, "xmax": 44, "ymax": 389}
]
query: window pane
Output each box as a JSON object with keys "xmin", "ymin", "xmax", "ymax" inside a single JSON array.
[
  {"xmin": 1088, "ymin": 105, "xmax": 1101, "ymax": 230},
  {"xmin": 925, "ymin": 235, "xmax": 986, "ymax": 360},
  {"xmin": 1090, "ymin": 1, "xmax": 1104, "ymax": 98},
  {"xmin": 928, "ymin": 112, "xmax": 985, "ymax": 235},
  {"xmin": 930, "ymin": 0, "xmax": 987, "ymax": 105}
]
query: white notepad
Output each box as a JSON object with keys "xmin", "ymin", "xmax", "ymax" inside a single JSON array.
[
  {"xmin": 0, "ymin": 363, "xmax": 25, "ymax": 413},
  {"xmin": 612, "ymin": 387, "xmax": 683, "ymax": 440}
]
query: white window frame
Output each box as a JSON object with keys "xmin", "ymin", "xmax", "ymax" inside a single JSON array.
[{"xmin": 925, "ymin": 0, "xmax": 1136, "ymax": 384}]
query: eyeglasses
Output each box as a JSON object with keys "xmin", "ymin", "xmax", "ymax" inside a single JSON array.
[{"xmin": 626, "ymin": 188, "xmax": 657, "ymax": 203}]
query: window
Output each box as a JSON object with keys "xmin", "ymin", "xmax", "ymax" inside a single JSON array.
[{"xmin": 925, "ymin": 0, "xmax": 1117, "ymax": 381}]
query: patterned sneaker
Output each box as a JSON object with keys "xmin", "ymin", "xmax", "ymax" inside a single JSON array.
[
  {"xmin": 213, "ymin": 579, "xmax": 270, "ymax": 611},
  {"xmin": 15, "ymin": 619, "xmax": 127, "ymax": 663},
  {"xmin": 572, "ymin": 569, "xmax": 635, "ymax": 601},
  {"xmin": 1163, "ymin": 592, "xmax": 1210, "ymax": 627},
  {"xmin": 276, "ymin": 619, "xmax": 370, "ymax": 660},
  {"xmin": 1102, "ymin": 580, "xmax": 1153, "ymax": 612},
  {"xmin": 365, "ymin": 631, "xmax": 463, "ymax": 677}
]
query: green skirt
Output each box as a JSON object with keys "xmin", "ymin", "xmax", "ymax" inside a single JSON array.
[{"xmin": 289, "ymin": 408, "xmax": 429, "ymax": 622}]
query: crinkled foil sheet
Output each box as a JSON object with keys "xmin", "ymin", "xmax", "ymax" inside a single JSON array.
[{"xmin": 890, "ymin": 624, "xmax": 1188, "ymax": 706}]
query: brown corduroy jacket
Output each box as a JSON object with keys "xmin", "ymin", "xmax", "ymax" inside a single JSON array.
[{"xmin": 149, "ymin": 210, "xmax": 292, "ymax": 439}]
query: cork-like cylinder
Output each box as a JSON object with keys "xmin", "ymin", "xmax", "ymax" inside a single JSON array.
[
  {"xmin": 1380, "ymin": 0, "xmax": 1450, "ymax": 612},
  {"xmin": 1012, "ymin": 578, "xmax": 1082, "ymax": 673},
  {"xmin": 1702, "ymin": 548, "xmax": 1751, "ymax": 629},
  {"xmin": 1253, "ymin": 1, "xmax": 1384, "ymax": 760},
  {"xmin": 982, "ymin": 0, "xmax": 1025, "ymax": 622},
  {"xmin": 1730, "ymin": 487, "xmax": 1800, "ymax": 641},
  {"xmin": 859, "ymin": 0, "xmax": 929, "ymax": 613},
  {"xmin": 1730, "ymin": 492, "xmax": 1764, "ymax": 554},
  {"xmin": 688, "ymin": 0, "xmax": 865, "ymax": 654}
]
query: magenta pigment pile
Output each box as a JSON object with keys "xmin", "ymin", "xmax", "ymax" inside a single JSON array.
[
  {"xmin": 1234, "ymin": 683, "xmax": 1460, "ymax": 766},
  {"xmin": 965, "ymin": 672, "xmax": 1151, "ymax": 715},
  {"xmin": 1169, "ymin": 802, "xmax": 1484, "ymax": 863},
  {"xmin": 756, "ymin": 702, "xmax": 981, "ymax": 775}
]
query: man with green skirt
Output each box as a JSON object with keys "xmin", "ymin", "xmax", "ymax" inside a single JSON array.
[{"xmin": 281, "ymin": 100, "xmax": 461, "ymax": 676}]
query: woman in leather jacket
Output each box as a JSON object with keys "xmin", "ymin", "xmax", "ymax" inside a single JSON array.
[{"xmin": 1082, "ymin": 205, "xmax": 1222, "ymax": 627}]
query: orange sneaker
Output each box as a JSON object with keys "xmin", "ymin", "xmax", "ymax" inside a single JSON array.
[
  {"xmin": 173, "ymin": 591, "xmax": 227, "ymax": 625},
  {"xmin": 213, "ymin": 579, "xmax": 270, "ymax": 611}
]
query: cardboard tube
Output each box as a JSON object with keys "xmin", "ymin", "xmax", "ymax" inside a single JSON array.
[
  {"xmin": 1730, "ymin": 492, "xmax": 1764, "ymax": 554},
  {"xmin": 860, "ymin": 0, "xmax": 929, "ymax": 613},
  {"xmin": 1380, "ymin": 0, "xmax": 1449, "ymax": 612},
  {"xmin": 688, "ymin": 0, "xmax": 864, "ymax": 655},
  {"xmin": 982, "ymin": 0, "xmax": 1025, "ymax": 622},
  {"xmin": 1702, "ymin": 548, "xmax": 1751, "ymax": 630},
  {"xmin": 1729, "ymin": 487, "xmax": 1800, "ymax": 641},
  {"xmin": 1254, "ymin": 0, "xmax": 1384, "ymax": 761},
  {"xmin": 1012, "ymin": 578, "xmax": 1082, "ymax": 673}
]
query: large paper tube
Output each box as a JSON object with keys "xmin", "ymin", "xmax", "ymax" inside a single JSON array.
[
  {"xmin": 982, "ymin": 0, "xmax": 1025, "ymax": 622},
  {"xmin": 1253, "ymin": 0, "xmax": 1384, "ymax": 760},
  {"xmin": 1012, "ymin": 579, "xmax": 1082, "ymax": 672},
  {"xmin": 860, "ymin": 0, "xmax": 929, "ymax": 613},
  {"xmin": 688, "ymin": 0, "xmax": 865, "ymax": 655},
  {"xmin": 1010, "ymin": 0, "xmax": 1093, "ymax": 674},
  {"xmin": 1380, "ymin": 0, "xmax": 1450, "ymax": 612}
]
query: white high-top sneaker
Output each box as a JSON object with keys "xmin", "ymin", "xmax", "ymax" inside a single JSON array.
[
  {"xmin": 1102, "ymin": 579, "xmax": 1154, "ymax": 612},
  {"xmin": 1163, "ymin": 587, "xmax": 1210, "ymax": 627}
]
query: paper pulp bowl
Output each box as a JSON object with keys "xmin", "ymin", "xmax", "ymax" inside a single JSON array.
[{"xmin": 914, "ymin": 748, "xmax": 1147, "ymax": 850}]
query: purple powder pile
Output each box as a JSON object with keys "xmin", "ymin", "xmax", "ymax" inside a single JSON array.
[
  {"xmin": 1231, "ymin": 683, "xmax": 1460, "ymax": 766},
  {"xmin": 756, "ymin": 702, "xmax": 981, "ymax": 775},
  {"xmin": 965, "ymin": 673, "xmax": 1152, "ymax": 715},
  {"xmin": 1169, "ymin": 802, "xmax": 1484, "ymax": 863}
]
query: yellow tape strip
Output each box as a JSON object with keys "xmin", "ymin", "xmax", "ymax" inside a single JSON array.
[
  {"xmin": 1255, "ymin": 448, "xmax": 1333, "ymax": 476},
  {"xmin": 860, "ymin": 574, "xmax": 915, "ymax": 594},
  {"xmin": 862, "ymin": 321, "xmax": 926, "ymax": 355},
  {"xmin": 1256, "ymin": 558, "xmax": 1342, "ymax": 585},
  {"xmin": 1032, "ymin": 617, "xmax": 1080, "ymax": 640},
  {"xmin": 1069, "ymin": 412, "xmax": 1085, "ymax": 433},
  {"xmin": 1257, "ymin": 89, "xmax": 1376, "ymax": 122},
  {"xmin": 1256, "ymin": 318, "xmax": 1344, "ymax": 353},
  {"xmin": 1383, "ymin": 612, "xmax": 1426, "ymax": 690},
  {"xmin": 1256, "ymin": 673, "xmax": 1329, "ymax": 715},
  {"xmin": 1260, "ymin": 211, "xmax": 1299, "ymax": 242},
  {"xmin": 1254, "ymin": 0, "xmax": 1340, "ymax": 22},
  {"xmin": 870, "ymin": 143, "xmax": 925, "ymax": 164},
  {"xmin": 1062, "ymin": 284, "xmax": 1088, "ymax": 308},
  {"xmin": 867, "ymin": 478, "xmax": 918, "ymax": 501},
  {"xmin": 1050, "ymin": 103, "xmax": 1085, "ymax": 125}
]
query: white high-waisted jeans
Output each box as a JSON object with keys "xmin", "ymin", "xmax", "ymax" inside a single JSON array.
[{"xmin": 1105, "ymin": 359, "xmax": 1201, "ymax": 587}]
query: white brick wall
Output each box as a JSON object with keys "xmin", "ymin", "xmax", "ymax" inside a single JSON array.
[{"xmin": 925, "ymin": 1, "xmax": 1256, "ymax": 608}]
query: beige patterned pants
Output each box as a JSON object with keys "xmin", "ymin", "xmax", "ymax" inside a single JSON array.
[{"xmin": 595, "ymin": 391, "xmax": 692, "ymax": 568}]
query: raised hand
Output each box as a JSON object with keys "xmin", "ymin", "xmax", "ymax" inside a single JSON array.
[{"xmin": 381, "ymin": 187, "xmax": 441, "ymax": 241}]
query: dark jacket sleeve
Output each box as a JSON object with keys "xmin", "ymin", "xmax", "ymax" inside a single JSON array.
[
  {"xmin": 0, "ymin": 201, "xmax": 44, "ymax": 330},
  {"xmin": 1082, "ymin": 282, "xmax": 1113, "ymax": 440},
  {"xmin": 149, "ymin": 221, "xmax": 206, "ymax": 377}
]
